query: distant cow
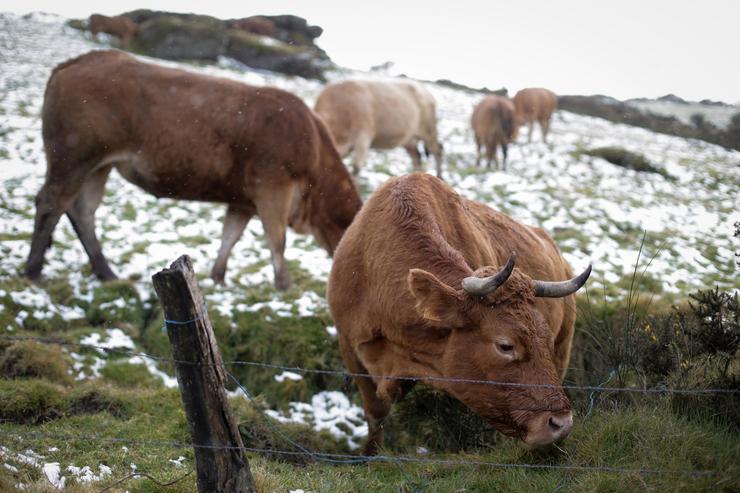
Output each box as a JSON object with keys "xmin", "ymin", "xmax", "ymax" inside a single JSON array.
[
  {"xmin": 471, "ymin": 95, "xmax": 517, "ymax": 170},
  {"xmin": 314, "ymin": 80, "xmax": 443, "ymax": 177},
  {"xmin": 229, "ymin": 16, "xmax": 277, "ymax": 37},
  {"xmin": 89, "ymin": 14, "xmax": 138, "ymax": 48},
  {"xmin": 328, "ymin": 173, "xmax": 591, "ymax": 454},
  {"xmin": 513, "ymin": 88, "xmax": 557, "ymax": 143},
  {"xmin": 25, "ymin": 50, "xmax": 361, "ymax": 291}
]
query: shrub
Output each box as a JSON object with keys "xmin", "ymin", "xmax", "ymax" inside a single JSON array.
[
  {"xmin": 582, "ymin": 147, "xmax": 671, "ymax": 179},
  {"xmin": 0, "ymin": 340, "xmax": 71, "ymax": 384},
  {"xmin": 690, "ymin": 112, "xmax": 707, "ymax": 129}
]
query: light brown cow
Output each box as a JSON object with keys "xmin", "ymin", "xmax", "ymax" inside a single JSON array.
[
  {"xmin": 513, "ymin": 88, "xmax": 557, "ymax": 143},
  {"xmin": 314, "ymin": 80, "xmax": 444, "ymax": 177},
  {"xmin": 471, "ymin": 95, "xmax": 518, "ymax": 170},
  {"xmin": 89, "ymin": 14, "xmax": 138, "ymax": 48},
  {"xmin": 25, "ymin": 50, "xmax": 361, "ymax": 291},
  {"xmin": 328, "ymin": 173, "xmax": 591, "ymax": 454}
]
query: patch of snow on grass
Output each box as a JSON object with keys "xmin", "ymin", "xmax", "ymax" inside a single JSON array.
[{"xmin": 266, "ymin": 391, "xmax": 368, "ymax": 449}]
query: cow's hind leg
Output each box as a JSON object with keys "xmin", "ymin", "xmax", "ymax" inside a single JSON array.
[
  {"xmin": 65, "ymin": 165, "xmax": 116, "ymax": 280},
  {"xmin": 210, "ymin": 205, "xmax": 254, "ymax": 284},
  {"xmin": 351, "ymin": 135, "xmax": 371, "ymax": 176},
  {"xmin": 338, "ymin": 336, "xmax": 391, "ymax": 456},
  {"xmin": 404, "ymin": 141, "xmax": 423, "ymax": 171},
  {"xmin": 255, "ymin": 186, "xmax": 294, "ymax": 291},
  {"xmin": 25, "ymin": 167, "xmax": 93, "ymax": 280},
  {"xmin": 540, "ymin": 118, "xmax": 551, "ymax": 143}
]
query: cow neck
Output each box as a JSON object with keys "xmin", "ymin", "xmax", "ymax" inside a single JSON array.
[{"xmin": 384, "ymin": 324, "xmax": 449, "ymax": 378}]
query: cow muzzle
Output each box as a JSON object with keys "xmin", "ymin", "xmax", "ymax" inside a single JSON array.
[{"xmin": 523, "ymin": 410, "xmax": 573, "ymax": 447}]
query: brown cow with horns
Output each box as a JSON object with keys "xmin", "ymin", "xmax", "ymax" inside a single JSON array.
[
  {"xmin": 25, "ymin": 50, "xmax": 361, "ymax": 290},
  {"xmin": 328, "ymin": 173, "xmax": 591, "ymax": 454}
]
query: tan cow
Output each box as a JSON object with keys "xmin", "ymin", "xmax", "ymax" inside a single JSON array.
[
  {"xmin": 25, "ymin": 50, "xmax": 361, "ymax": 291},
  {"xmin": 89, "ymin": 14, "xmax": 138, "ymax": 48},
  {"xmin": 513, "ymin": 87, "xmax": 557, "ymax": 143},
  {"xmin": 471, "ymin": 95, "xmax": 518, "ymax": 170},
  {"xmin": 328, "ymin": 173, "xmax": 591, "ymax": 454},
  {"xmin": 314, "ymin": 80, "xmax": 444, "ymax": 177}
]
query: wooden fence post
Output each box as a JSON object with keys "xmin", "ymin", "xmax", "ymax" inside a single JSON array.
[{"xmin": 152, "ymin": 255, "xmax": 256, "ymax": 493}]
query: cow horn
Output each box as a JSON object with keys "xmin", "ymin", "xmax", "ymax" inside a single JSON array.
[
  {"xmin": 461, "ymin": 252, "xmax": 517, "ymax": 296},
  {"xmin": 533, "ymin": 265, "xmax": 592, "ymax": 298}
]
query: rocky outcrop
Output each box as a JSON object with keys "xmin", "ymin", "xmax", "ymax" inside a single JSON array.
[
  {"xmin": 132, "ymin": 13, "xmax": 226, "ymax": 61},
  {"xmin": 559, "ymin": 95, "xmax": 740, "ymax": 151},
  {"xmin": 71, "ymin": 9, "xmax": 331, "ymax": 80}
]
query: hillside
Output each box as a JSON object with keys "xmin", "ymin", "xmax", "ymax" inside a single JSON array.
[{"xmin": 0, "ymin": 12, "xmax": 738, "ymax": 492}]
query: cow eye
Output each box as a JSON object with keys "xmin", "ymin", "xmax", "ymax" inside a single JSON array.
[{"xmin": 497, "ymin": 343, "xmax": 514, "ymax": 353}]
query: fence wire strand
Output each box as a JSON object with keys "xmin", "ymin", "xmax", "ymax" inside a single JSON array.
[
  {"xmin": 2, "ymin": 335, "xmax": 737, "ymax": 396},
  {"xmin": 0, "ymin": 430, "xmax": 736, "ymax": 478}
]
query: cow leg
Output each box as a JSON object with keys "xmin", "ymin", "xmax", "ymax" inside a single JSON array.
[
  {"xmin": 404, "ymin": 141, "xmax": 423, "ymax": 171},
  {"xmin": 426, "ymin": 139, "xmax": 444, "ymax": 178},
  {"xmin": 25, "ymin": 173, "xmax": 90, "ymax": 280},
  {"xmin": 540, "ymin": 118, "xmax": 551, "ymax": 143},
  {"xmin": 255, "ymin": 187, "xmax": 293, "ymax": 291},
  {"xmin": 485, "ymin": 142, "xmax": 495, "ymax": 170},
  {"xmin": 527, "ymin": 122, "xmax": 534, "ymax": 143},
  {"xmin": 502, "ymin": 143, "xmax": 509, "ymax": 171},
  {"xmin": 351, "ymin": 135, "xmax": 371, "ymax": 176},
  {"xmin": 474, "ymin": 136, "xmax": 482, "ymax": 168},
  {"xmin": 210, "ymin": 205, "xmax": 254, "ymax": 285},
  {"xmin": 339, "ymin": 337, "xmax": 391, "ymax": 456},
  {"xmin": 65, "ymin": 165, "xmax": 117, "ymax": 281}
]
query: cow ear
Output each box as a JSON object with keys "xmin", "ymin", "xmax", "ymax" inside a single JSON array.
[{"xmin": 408, "ymin": 269, "xmax": 467, "ymax": 328}]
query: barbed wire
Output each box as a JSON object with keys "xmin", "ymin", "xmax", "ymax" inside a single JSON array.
[
  {"xmin": 0, "ymin": 430, "xmax": 736, "ymax": 478},
  {"xmin": 2, "ymin": 335, "xmax": 737, "ymax": 396}
]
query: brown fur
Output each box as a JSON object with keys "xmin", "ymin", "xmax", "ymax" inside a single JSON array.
[
  {"xmin": 314, "ymin": 80, "xmax": 444, "ymax": 177},
  {"xmin": 471, "ymin": 95, "xmax": 517, "ymax": 170},
  {"xmin": 513, "ymin": 88, "xmax": 557, "ymax": 143},
  {"xmin": 229, "ymin": 16, "xmax": 277, "ymax": 37},
  {"xmin": 328, "ymin": 173, "xmax": 580, "ymax": 453},
  {"xmin": 25, "ymin": 50, "xmax": 361, "ymax": 290},
  {"xmin": 89, "ymin": 14, "xmax": 138, "ymax": 48}
]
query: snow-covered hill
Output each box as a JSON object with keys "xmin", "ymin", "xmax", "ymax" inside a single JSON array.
[{"xmin": 2, "ymin": 13, "xmax": 737, "ymax": 301}]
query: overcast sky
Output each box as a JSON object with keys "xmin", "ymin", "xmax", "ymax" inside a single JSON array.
[{"xmin": 5, "ymin": 0, "xmax": 739, "ymax": 103}]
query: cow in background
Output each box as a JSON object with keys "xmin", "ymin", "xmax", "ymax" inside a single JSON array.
[
  {"xmin": 513, "ymin": 88, "xmax": 557, "ymax": 143},
  {"xmin": 89, "ymin": 14, "xmax": 138, "ymax": 48},
  {"xmin": 26, "ymin": 50, "xmax": 361, "ymax": 291},
  {"xmin": 229, "ymin": 16, "xmax": 277, "ymax": 37},
  {"xmin": 471, "ymin": 95, "xmax": 517, "ymax": 170},
  {"xmin": 328, "ymin": 173, "xmax": 591, "ymax": 454},
  {"xmin": 314, "ymin": 80, "xmax": 444, "ymax": 177}
]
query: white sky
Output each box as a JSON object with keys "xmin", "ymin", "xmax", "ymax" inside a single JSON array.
[{"xmin": 5, "ymin": 0, "xmax": 740, "ymax": 103}]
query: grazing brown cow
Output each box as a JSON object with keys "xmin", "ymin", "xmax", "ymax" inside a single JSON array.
[
  {"xmin": 229, "ymin": 16, "xmax": 277, "ymax": 38},
  {"xmin": 25, "ymin": 50, "xmax": 361, "ymax": 291},
  {"xmin": 513, "ymin": 88, "xmax": 557, "ymax": 143},
  {"xmin": 89, "ymin": 14, "xmax": 138, "ymax": 48},
  {"xmin": 471, "ymin": 95, "xmax": 518, "ymax": 170},
  {"xmin": 314, "ymin": 80, "xmax": 444, "ymax": 177},
  {"xmin": 328, "ymin": 173, "xmax": 591, "ymax": 454}
]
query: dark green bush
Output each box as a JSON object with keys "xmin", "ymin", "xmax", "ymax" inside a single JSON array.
[
  {"xmin": 0, "ymin": 340, "xmax": 71, "ymax": 384},
  {"xmin": 582, "ymin": 147, "xmax": 671, "ymax": 179}
]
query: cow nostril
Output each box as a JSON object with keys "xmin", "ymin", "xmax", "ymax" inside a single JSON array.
[{"xmin": 548, "ymin": 416, "xmax": 562, "ymax": 431}]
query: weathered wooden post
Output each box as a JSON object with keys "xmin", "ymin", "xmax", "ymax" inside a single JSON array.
[{"xmin": 152, "ymin": 255, "xmax": 256, "ymax": 493}]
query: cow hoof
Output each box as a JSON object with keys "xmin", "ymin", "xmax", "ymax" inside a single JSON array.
[
  {"xmin": 95, "ymin": 269, "xmax": 119, "ymax": 282},
  {"xmin": 210, "ymin": 269, "xmax": 226, "ymax": 285},
  {"xmin": 274, "ymin": 272, "xmax": 291, "ymax": 291},
  {"xmin": 23, "ymin": 267, "xmax": 42, "ymax": 281}
]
